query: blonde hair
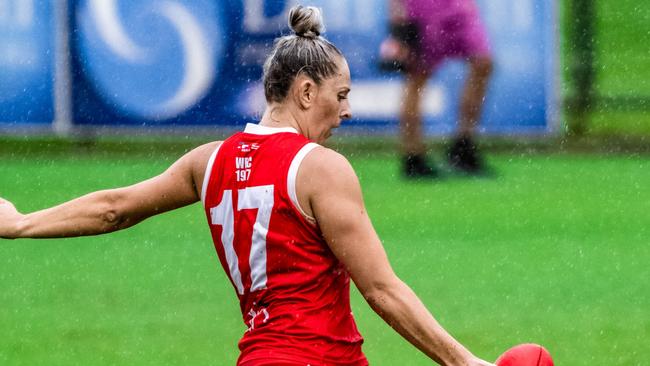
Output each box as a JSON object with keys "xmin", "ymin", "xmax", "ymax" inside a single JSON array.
[{"xmin": 262, "ymin": 5, "xmax": 344, "ymax": 103}]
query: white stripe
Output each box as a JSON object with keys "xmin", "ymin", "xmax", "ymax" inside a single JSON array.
[
  {"xmin": 287, "ymin": 143, "xmax": 319, "ymax": 221},
  {"xmin": 210, "ymin": 190, "xmax": 244, "ymax": 295},
  {"xmin": 201, "ymin": 143, "xmax": 222, "ymax": 206},
  {"xmin": 241, "ymin": 82, "xmax": 445, "ymax": 120},
  {"xmin": 237, "ymin": 185, "xmax": 274, "ymax": 292},
  {"xmin": 348, "ymin": 80, "xmax": 445, "ymax": 118},
  {"xmin": 244, "ymin": 123, "xmax": 298, "ymax": 135}
]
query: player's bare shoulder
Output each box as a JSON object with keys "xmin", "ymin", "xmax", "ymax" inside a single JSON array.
[
  {"xmin": 295, "ymin": 146, "xmax": 361, "ymax": 216},
  {"xmin": 301, "ymin": 146, "xmax": 356, "ymax": 182}
]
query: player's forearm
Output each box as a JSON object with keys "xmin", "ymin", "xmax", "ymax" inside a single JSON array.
[
  {"xmin": 365, "ymin": 279, "xmax": 474, "ymax": 366},
  {"xmin": 15, "ymin": 190, "xmax": 134, "ymax": 238}
]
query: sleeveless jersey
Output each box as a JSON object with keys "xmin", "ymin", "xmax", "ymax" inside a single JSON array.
[{"xmin": 201, "ymin": 124, "xmax": 367, "ymax": 366}]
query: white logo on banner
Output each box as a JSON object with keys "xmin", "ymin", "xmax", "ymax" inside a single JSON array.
[{"xmin": 86, "ymin": 0, "xmax": 215, "ymax": 120}]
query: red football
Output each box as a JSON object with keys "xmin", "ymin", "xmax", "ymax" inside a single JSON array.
[{"xmin": 495, "ymin": 343, "xmax": 554, "ymax": 366}]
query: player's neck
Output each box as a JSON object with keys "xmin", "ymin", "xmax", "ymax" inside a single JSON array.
[{"xmin": 260, "ymin": 104, "xmax": 304, "ymax": 135}]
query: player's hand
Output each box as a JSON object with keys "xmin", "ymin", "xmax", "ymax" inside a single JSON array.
[{"xmin": 0, "ymin": 197, "xmax": 23, "ymax": 239}]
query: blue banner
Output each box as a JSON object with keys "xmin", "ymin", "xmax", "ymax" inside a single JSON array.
[
  {"xmin": 71, "ymin": 0, "xmax": 557, "ymax": 134},
  {"xmin": 0, "ymin": 0, "xmax": 55, "ymax": 125}
]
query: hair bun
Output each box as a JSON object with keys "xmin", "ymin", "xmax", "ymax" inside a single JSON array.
[{"xmin": 288, "ymin": 5, "xmax": 324, "ymax": 38}]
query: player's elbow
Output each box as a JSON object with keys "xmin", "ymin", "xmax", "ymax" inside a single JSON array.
[
  {"xmin": 361, "ymin": 277, "xmax": 403, "ymax": 313},
  {"xmin": 100, "ymin": 207, "xmax": 122, "ymax": 230},
  {"xmin": 97, "ymin": 191, "xmax": 127, "ymax": 232}
]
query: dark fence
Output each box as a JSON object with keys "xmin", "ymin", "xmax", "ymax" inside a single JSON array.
[{"xmin": 565, "ymin": 0, "xmax": 650, "ymax": 135}]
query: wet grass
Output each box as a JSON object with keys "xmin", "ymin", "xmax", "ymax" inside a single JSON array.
[
  {"xmin": 1, "ymin": 144, "xmax": 648, "ymax": 365},
  {"xmin": 1, "ymin": 1, "xmax": 648, "ymax": 363}
]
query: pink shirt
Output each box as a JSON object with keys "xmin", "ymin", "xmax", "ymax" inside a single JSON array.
[{"xmin": 403, "ymin": 0, "xmax": 479, "ymax": 20}]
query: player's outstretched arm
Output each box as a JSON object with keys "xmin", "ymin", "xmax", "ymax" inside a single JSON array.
[
  {"xmin": 0, "ymin": 142, "xmax": 219, "ymax": 239},
  {"xmin": 299, "ymin": 147, "xmax": 494, "ymax": 366}
]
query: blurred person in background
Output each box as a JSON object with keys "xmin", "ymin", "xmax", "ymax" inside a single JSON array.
[
  {"xmin": 383, "ymin": 0, "xmax": 493, "ymax": 178},
  {"xmin": 1, "ymin": 5, "xmax": 496, "ymax": 366}
]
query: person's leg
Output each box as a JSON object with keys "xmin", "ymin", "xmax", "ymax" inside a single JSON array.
[
  {"xmin": 458, "ymin": 56, "xmax": 493, "ymax": 138},
  {"xmin": 400, "ymin": 70, "xmax": 430, "ymax": 156},
  {"xmin": 444, "ymin": 2, "xmax": 493, "ymax": 174},
  {"xmin": 400, "ymin": 69, "xmax": 439, "ymax": 178},
  {"xmin": 446, "ymin": 55, "xmax": 493, "ymax": 173}
]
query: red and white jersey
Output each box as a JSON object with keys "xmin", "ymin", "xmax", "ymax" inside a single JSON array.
[{"xmin": 201, "ymin": 124, "xmax": 367, "ymax": 366}]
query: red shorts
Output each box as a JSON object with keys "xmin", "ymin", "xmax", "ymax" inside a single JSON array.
[{"xmin": 237, "ymin": 343, "xmax": 368, "ymax": 366}]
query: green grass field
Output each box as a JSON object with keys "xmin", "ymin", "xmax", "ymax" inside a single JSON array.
[
  {"xmin": 1, "ymin": 142, "xmax": 648, "ymax": 365},
  {"xmin": 0, "ymin": 1, "xmax": 648, "ymax": 364}
]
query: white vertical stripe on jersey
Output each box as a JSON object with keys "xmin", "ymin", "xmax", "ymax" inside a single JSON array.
[
  {"xmin": 210, "ymin": 190, "xmax": 245, "ymax": 294},
  {"xmin": 201, "ymin": 143, "xmax": 223, "ymax": 206},
  {"xmin": 287, "ymin": 143, "xmax": 319, "ymax": 221},
  {"xmin": 237, "ymin": 185, "xmax": 274, "ymax": 293}
]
